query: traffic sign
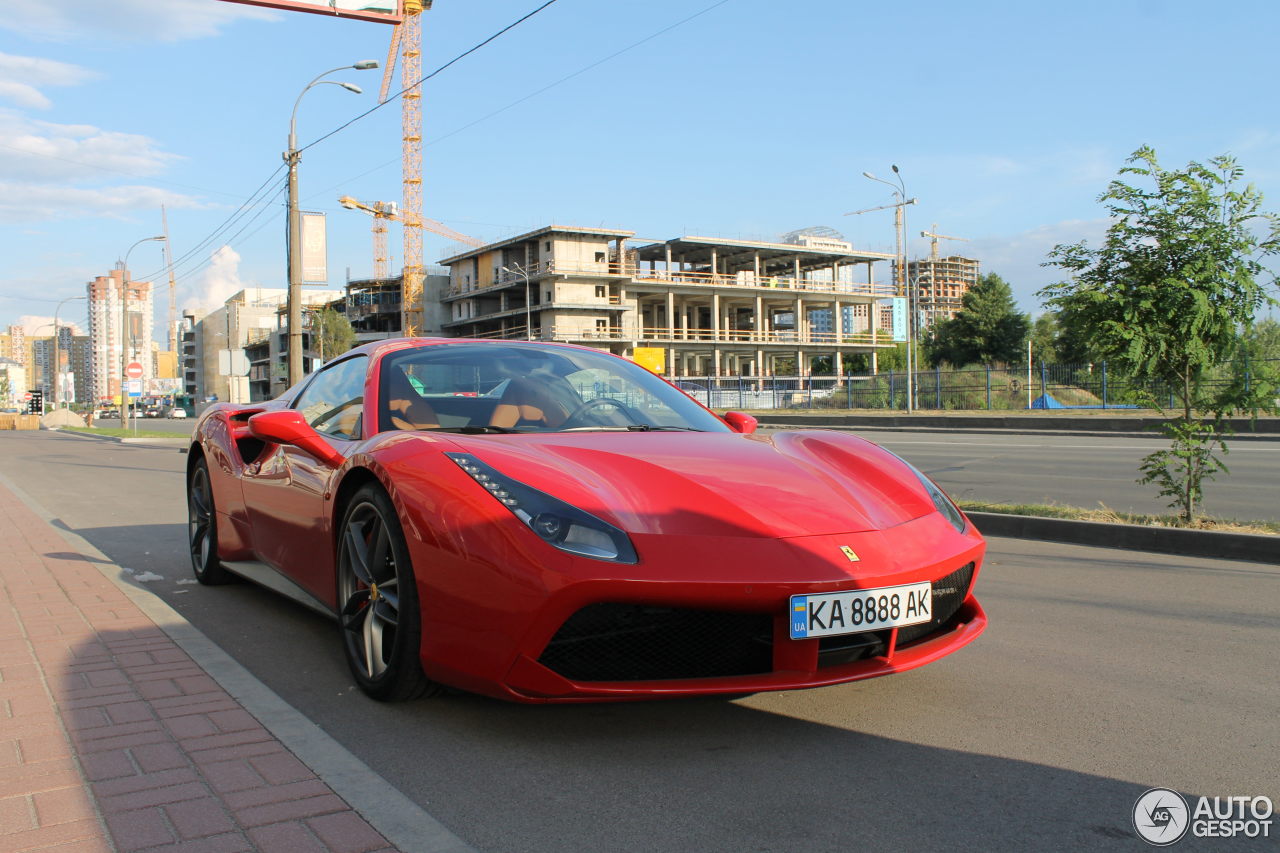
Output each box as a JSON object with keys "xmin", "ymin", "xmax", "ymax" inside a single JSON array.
[
  {"xmin": 125, "ymin": 362, "xmax": 144, "ymax": 380},
  {"xmin": 126, "ymin": 380, "xmax": 143, "ymax": 398},
  {"xmin": 22, "ymin": 392, "xmax": 32, "ymax": 401}
]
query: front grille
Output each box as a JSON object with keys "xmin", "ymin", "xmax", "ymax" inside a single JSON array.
[
  {"xmin": 895, "ymin": 562, "xmax": 975, "ymax": 647},
  {"xmin": 538, "ymin": 604, "xmax": 773, "ymax": 682}
]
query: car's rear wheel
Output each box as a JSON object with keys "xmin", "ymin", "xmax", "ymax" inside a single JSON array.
[
  {"xmin": 337, "ymin": 484, "xmax": 439, "ymax": 701},
  {"xmin": 188, "ymin": 457, "xmax": 232, "ymax": 585}
]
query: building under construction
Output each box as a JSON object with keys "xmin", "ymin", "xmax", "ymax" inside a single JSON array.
[
  {"xmin": 439, "ymin": 226, "xmax": 901, "ymax": 377},
  {"xmin": 899, "ymin": 255, "xmax": 981, "ymax": 330}
]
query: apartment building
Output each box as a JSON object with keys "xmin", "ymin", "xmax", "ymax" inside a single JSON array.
[
  {"xmin": 439, "ymin": 226, "xmax": 901, "ymax": 376},
  {"xmin": 86, "ymin": 266, "xmax": 154, "ymax": 404}
]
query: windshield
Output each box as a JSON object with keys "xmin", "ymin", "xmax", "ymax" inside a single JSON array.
[{"xmin": 378, "ymin": 342, "xmax": 730, "ymax": 434}]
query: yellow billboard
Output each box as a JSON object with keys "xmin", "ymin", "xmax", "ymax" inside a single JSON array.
[{"xmin": 632, "ymin": 347, "xmax": 665, "ymax": 375}]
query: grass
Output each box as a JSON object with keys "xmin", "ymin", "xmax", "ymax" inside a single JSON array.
[
  {"xmin": 61, "ymin": 426, "xmax": 184, "ymax": 439},
  {"xmin": 958, "ymin": 499, "xmax": 1280, "ymax": 536}
]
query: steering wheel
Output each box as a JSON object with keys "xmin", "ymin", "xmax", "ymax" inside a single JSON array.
[{"xmin": 560, "ymin": 397, "xmax": 638, "ymax": 429}]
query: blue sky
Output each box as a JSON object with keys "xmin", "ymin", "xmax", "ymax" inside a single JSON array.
[{"xmin": 2, "ymin": 0, "xmax": 1279, "ymax": 342}]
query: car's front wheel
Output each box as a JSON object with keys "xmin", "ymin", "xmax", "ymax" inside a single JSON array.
[{"xmin": 337, "ymin": 484, "xmax": 439, "ymax": 701}]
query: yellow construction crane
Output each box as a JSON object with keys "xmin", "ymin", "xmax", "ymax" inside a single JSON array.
[
  {"xmin": 378, "ymin": 0, "xmax": 431, "ymax": 335},
  {"xmin": 919, "ymin": 224, "xmax": 969, "ymax": 260},
  {"xmin": 339, "ymin": 195, "xmax": 483, "ymax": 282}
]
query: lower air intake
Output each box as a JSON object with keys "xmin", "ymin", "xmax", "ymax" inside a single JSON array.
[{"xmin": 538, "ymin": 604, "xmax": 773, "ymax": 682}]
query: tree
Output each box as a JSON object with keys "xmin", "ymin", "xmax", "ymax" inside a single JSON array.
[
  {"xmin": 924, "ymin": 272, "xmax": 1029, "ymax": 367},
  {"xmin": 1040, "ymin": 147, "xmax": 1279, "ymax": 522},
  {"xmin": 1242, "ymin": 316, "xmax": 1280, "ymax": 362},
  {"xmin": 1028, "ymin": 312, "xmax": 1060, "ymax": 363},
  {"xmin": 314, "ymin": 307, "xmax": 356, "ymax": 362}
]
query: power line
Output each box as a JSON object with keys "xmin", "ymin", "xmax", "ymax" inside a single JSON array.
[
  {"xmin": 309, "ymin": 0, "xmax": 736, "ymax": 200},
  {"xmin": 298, "ymin": 0, "xmax": 563, "ymax": 156},
  {"xmin": 137, "ymin": 167, "xmax": 285, "ymax": 281}
]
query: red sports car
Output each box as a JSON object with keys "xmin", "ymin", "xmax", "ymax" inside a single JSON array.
[{"xmin": 187, "ymin": 338, "xmax": 986, "ymax": 703}]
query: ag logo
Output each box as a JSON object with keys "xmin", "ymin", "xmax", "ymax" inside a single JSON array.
[
  {"xmin": 1133, "ymin": 788, "xmax": 1190, "ymax": 846},
  {"xmin": 839, "ymin": 546, "xmax": 860, "ymax": 562}
]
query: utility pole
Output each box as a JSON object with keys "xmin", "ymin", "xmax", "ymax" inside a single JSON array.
[{"xmin": 846, "ymin": 173, "xmax": 918, "ymax": 410}]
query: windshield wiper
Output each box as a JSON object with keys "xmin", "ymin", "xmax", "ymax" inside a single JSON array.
[
  {"xmin": 441, "ymin": 425, "xmax": 527, "ymax": 434},
  {"xmin": 559, "ymin": 424, "xmax": 704, "ymax": 432}
]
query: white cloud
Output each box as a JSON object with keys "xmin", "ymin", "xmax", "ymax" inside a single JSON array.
[
  {"xmin": 187, "ymin": 245, "xmax": 246, "ymax": 312},
  {"xmin": 0, "ymin": 0, "xmax": 277, "ymax": 44},
  {"xmin": 0, "ymin": 110, "xmax": 180, "ymax": 183},
  {"xmin": 18, "ymin": 315, "xmax": 84, "ymax": 336},
  {"xmin": 0, "ymin": 110, "xmax": 200, "ymax": 224},
  {"xmin": 0, "ymin": 180, "xmax": 201, "ymax": 224},
  {"xmin": 0, "ymin": 53, "xmax": 97, "ymax": 109}
]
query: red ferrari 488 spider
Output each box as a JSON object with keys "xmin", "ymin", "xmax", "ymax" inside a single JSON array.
[{"xmin": 187, "ymin": 338, "xmax": 985, "ymax": 702}]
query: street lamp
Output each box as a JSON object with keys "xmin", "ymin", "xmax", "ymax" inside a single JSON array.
[
  {"xmin": 52, "ymin": 295, "xmax": 86, "ymax": 411},
  {"xmin": 285, "ymin": 60, "xmax": 378, "ymax": 387},
  {"xmin": 500, "ymin": 264, "xmax": 534, "ymax": 340},
  {"xmin": 862, "ymin": 166, "xmax": 918, "ymax": 411},
  {"xmin": 121, "ymin": 236, "xmax": 164, "ymax": 434}
]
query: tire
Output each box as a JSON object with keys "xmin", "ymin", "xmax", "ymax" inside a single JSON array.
[
  {"xmin": 188, "ymin": 456, "xmax": 233, "ymax": 585},
  {"xmin": 336, "ymin": 484, "xmax": 439, "ymax": 701}
]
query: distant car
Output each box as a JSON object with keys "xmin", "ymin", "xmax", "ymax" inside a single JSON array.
[
  {"xmin": 168, "ymin": 408, "xmax": 188, "ymax": 419},
  {"xmin": 186, "ymin": 338, "xmax": 986, "ymax": 703}
]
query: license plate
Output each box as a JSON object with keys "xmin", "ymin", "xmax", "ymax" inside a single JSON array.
[{"xmin": 789, "ymin": 582, "xmax": 932, "ymax": 639}]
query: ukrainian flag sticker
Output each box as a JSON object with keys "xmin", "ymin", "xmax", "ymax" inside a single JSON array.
[{"xmin": 791, "ymin": 595, "xmax": 808, "ymax": 639}]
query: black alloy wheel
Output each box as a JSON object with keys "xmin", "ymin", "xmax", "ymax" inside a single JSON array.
[
  {"xmin": 188, "ymin": 457, "xmax": 232, "ymax": 585},
  {"xmin": 337, "ymin": 484, "xmax": 438, "ymax": 701}
]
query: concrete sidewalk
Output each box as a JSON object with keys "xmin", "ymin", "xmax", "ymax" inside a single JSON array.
[{"xmin": 0, "ymin": 480, "xmax": 405, "ymax": 853}]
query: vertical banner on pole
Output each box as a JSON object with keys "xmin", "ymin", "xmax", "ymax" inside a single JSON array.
[{"xmin": 301, "ymin": 211, "xmax": 328, "ymax": 283}]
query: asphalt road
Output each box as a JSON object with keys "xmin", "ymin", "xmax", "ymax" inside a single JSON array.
[
  {"xmin": 2, "ymin": 430, "xmax": 1276, "ymax": 852},
  {"xmin": 841, "ymin": 430, "xmax": 1279, "ymax": 523}
]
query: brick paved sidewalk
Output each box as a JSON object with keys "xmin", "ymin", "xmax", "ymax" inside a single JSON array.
[{"xmin": 0, "ymin": 481, "xmax": 398, "ymax": 853}]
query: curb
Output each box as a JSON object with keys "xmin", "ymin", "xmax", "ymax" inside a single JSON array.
[
  {"xmin": 46, "ymin": 428, "xmax": 190, "ymax": 446},
  {"xmin": 967, "ymin": 511, "xmax": 1280, "ymax": 566}
]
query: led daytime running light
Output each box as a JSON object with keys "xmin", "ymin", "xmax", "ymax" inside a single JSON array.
[{"xmin": 446, "ymin": 452, "xmax": 638, "ymax": 563}]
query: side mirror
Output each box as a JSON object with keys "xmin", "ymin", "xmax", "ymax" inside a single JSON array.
[
  {"xmin": 722, "ymin": 411, "xmax": 758, "ymax": 434},
  {"xmin": 248, "ymin": 410, "xmax": 346, "ymax": 468}
]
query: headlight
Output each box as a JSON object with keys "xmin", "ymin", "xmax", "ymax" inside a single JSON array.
[
  {"xmin": 446, "ymin": 452, "xmax": 638, "ymax": 563},
  {"xmin": 888, "ymin": 452, "xmax": 967, "ymax": 533}
]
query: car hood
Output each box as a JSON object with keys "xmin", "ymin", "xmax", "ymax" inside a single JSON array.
[{"xmin": 439, "ymin": 430, "xmax": 936, "ymax": 538}]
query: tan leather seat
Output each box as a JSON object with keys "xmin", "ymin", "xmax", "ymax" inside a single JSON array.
[
  {"xmin": 489, "ymin": 377, "xmax": 573, "ymax": 429},
  {"xmin": 385, "ymin": 367, "xmax": 439, "ymax": 431}
]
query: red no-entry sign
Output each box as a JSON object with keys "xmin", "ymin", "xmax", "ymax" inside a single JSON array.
[
  {"xmin": 125, "ymin": 362, "xmax": 144, "ymax": 380},
  {"xmin": 22, "ymin": 392, "xmax": 32, "ymax": 401}
]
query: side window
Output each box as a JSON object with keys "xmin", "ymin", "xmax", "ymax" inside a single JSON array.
[{"xmin": 292, "ymin": 356, "xmax": 368, "ymax": 440}]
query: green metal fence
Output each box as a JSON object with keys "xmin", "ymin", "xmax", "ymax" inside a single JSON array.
[{"xmin": 675, "ymin": 358, "xmax": 1279, "ymax": 411}]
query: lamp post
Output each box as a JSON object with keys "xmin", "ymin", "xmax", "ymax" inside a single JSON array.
[
  {"xmin": 121, "ymin": 236, "xmax": 164, "ymax": 433},
  {"xmin": 862, "ymin": 167, "xmax": 917, "ymax": 411},
  {"xmin": 500, "ymin": 264, "xmax": 534, "ymax": 340},
  {"xmin": 285, "ymin": 60, "xmax": 377, "ymax": 388},
  {"xmin": 52, "ymin": 295, "xmax": 86, "ymax": 410}
]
